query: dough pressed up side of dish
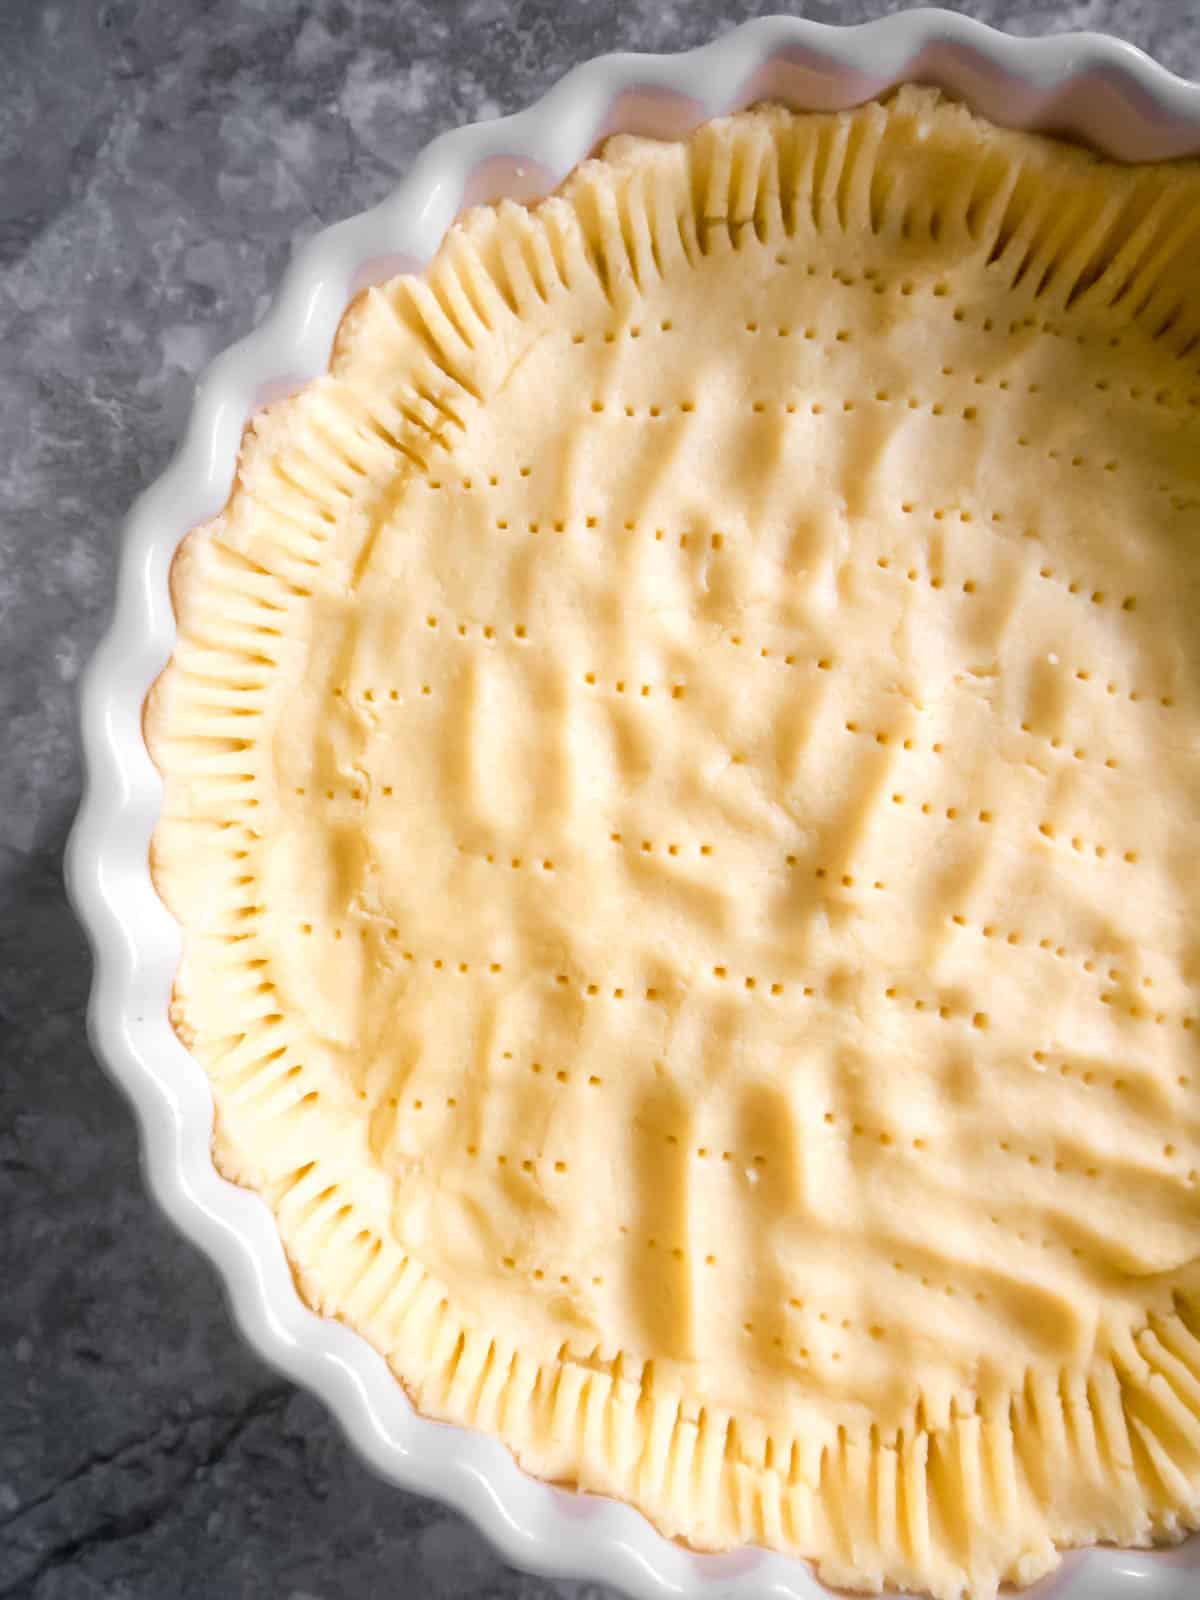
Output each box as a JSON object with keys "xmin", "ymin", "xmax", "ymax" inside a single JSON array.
[{"xmin": 148, "ymin": 87, "xmax": 1200, "ymax": 1599}]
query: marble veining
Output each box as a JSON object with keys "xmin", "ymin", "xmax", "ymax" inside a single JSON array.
[{"xmin": 2, "ymin": 2, "xmax": 1198, "ymax": 1596}]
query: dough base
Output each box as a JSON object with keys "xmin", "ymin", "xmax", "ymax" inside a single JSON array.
[{"xmin": 148, "ymin": 89, "xmax": 1200, "ymax": 1598}]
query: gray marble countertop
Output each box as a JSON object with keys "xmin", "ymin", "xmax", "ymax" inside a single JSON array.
[{"xmin": 3, "ymin": 2, "xmax": 1199, "ymax": 1597}]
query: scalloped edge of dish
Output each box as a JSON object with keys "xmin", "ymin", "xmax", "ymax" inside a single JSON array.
[{"xmin": 66, "ymin": 11, "xmax": 1200, "ymax": 1598}]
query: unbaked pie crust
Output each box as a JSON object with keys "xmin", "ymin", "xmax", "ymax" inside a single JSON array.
[{"xmin": 148, "ymin": 88, "xmax": 1200, "ymax": 1599}]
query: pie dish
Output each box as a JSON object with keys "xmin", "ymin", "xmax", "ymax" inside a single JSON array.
[{"xmin": 68, "ymin": 13, "xmax": 1200, "ymax": 1600}]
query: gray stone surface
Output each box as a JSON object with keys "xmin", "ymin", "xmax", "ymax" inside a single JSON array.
[{"xmin": 2, "ymin": 1, "xmax": 1199, "ymax": 1596}]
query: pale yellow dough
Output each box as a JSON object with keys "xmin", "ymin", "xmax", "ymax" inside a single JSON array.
[{"xmin": 148, "ymin": 88, "xmax": 1200, "ymax": 1599}]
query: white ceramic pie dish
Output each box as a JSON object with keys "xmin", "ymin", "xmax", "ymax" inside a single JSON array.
[{"xmin": 66, "ymin": 12, "xmax": 1200, "ymax": 1599}]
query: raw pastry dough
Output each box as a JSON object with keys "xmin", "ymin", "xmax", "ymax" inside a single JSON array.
[{"xmin": 148, "ymin": 87, "xmax": 1200, "ymax": 1598}]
